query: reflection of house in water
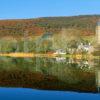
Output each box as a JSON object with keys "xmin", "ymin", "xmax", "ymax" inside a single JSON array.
[
  {"xmin": 68, "ymin": 58, "xmax": 94, "ymax": 69},
  {"xmin": 55, "ymin": 57, "xmax": 66, "ymax": 62},
  {"xmin": 54, "ymin": 56, "xmax": 95, "ymax": 69},
  {"xmin": 68, "ymin": 58, "xmax": 74, "ymax": 64},
  {"xmin": 74, "ymin": 60, "xmax": 88, "ymax": 69}
]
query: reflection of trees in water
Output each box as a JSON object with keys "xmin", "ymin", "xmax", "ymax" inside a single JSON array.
[
  {"xmin": 0, "ymin": 57, "xmax": 96, "ymax": 72},
  {"xmin": 54, "ymin": 57, "xmax": 95, "ymax": 70},
  {"xmin": 95, "ymin": 57, "xmax": 100, "ymax": 92},
  {"xmin": 0, "ymin": 57, "xmax": 99, "ymax": 93}
]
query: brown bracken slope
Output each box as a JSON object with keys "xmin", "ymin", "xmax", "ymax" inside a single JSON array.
[{"xmin": 0, "ymin": 15, "xmax": 100, "ymax": 37}]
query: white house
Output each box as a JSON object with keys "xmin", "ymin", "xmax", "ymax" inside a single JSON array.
[
  {"xmin": 77, "ymin": 42, "xmax": 94, "ymax": 53},
  {"xmin": 54, "ymin": 49, "xmax": 66, "ymax": 55}
]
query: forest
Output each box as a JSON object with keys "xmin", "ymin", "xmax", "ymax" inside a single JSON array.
[{"xmin": 0, "ymin": 15, "xmax": 100, "ymax": 53}]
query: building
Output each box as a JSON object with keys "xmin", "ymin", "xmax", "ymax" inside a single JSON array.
[
  {"xmin": 53, "ymin": 49, "xmax": 66, "ymax": 55},
  {"xmin": 77, "ymin": 42, "xmax": 94, "ymax": 53}
]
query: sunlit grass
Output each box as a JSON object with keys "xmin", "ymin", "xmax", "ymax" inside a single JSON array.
[{"xmin": 0, "ymin": 52, "xmax": 99, "ymax": 59}]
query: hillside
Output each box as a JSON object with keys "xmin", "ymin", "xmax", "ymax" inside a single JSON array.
[
  {"xmin": 0, "ymin": 15, "xmax": 100, "ymax": 53},
  {"xmin": 0, "ymin": 15, "xmax": 100, "ymax": 37}
]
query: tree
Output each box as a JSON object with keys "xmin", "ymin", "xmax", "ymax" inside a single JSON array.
[{"xmin": 52, "ymin": 28, "xmax": 81, "ymax": 51}]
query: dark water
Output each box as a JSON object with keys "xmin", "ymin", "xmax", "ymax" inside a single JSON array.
[{"xmin": 0, "ymin": 56, "xmax": 100, "ymax": 99}]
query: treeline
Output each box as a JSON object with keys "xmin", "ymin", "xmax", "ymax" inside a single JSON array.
[
  {"xmin": 0, "ymin": 15, "xmax": 100, "ymax": 37},
  {"xmin": 35, "ymin": 15, "xmax": 100, "ymax": 35},
  {"xmin": 0, "ymin": 19, "xmax": 44, "ymax": 37}
]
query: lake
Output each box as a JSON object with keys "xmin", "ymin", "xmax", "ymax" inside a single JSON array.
[
  {"xmin": 0, "ymin": 56, "xmax": 100, "ymax": 99},
  {"xmin": 0, "ymin": 88, "xmax": 100, "ymax": 100}
]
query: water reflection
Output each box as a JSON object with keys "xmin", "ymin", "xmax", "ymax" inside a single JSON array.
[
  {"xmin": 55, "ymin": 57, "xmax": 94, "ymax": 69},
  {"xmin": 55, "ymin": 57, "xmax": 66, "ymax": 62},
  {"xmin": 0, "ymin": 56, "xmax": 99, "ymax": 93}
]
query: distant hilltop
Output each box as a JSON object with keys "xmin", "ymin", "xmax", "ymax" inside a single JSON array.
[{"xmin": 0, "ymin": 15, "xmax": 100, "ymax": 38}]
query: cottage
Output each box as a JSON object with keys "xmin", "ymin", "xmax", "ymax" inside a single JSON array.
[
  {"xmin": 53, "ymin": 49, "xmax": 66, "ymax": 55},
  {"xmin": 77, "ymin": 42, "xmax": 94, "ymax": 53}
]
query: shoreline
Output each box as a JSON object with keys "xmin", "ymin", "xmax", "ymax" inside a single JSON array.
[{"xmin": 0, "ymin": 52, "xmax": 98, "ymax": 59}]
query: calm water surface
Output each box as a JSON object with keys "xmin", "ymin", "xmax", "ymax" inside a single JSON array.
[
  {"xmin": 0, "ymin": 56, "xmax": 100, "ymax": 99},
  {"xmin": 0, "ymin": 88, "xmax": 100, "ymax": 100}
]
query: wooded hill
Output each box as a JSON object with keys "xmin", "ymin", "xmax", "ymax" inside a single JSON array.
[{"xmin": 0, "ymin": 15, "xmax": 100, "ymax": 37}]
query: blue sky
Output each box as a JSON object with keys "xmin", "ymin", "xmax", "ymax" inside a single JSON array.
[{"xmin": 0, "ymin": 0, "xmax": 100, "ymax": 19}]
